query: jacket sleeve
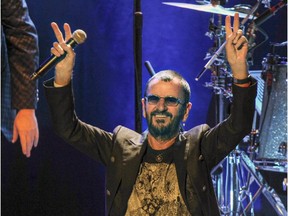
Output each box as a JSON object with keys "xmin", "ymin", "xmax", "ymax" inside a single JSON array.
[
  {"xmin": 1, "ymin": 0, "xmax": 39, "ymax": 109},
  {"xmin": 201, "ymin": 80, "xmax": 257, "ymax": 170},
  {"xmin": 44, "ymin": 78, "xmax": 114, "ymax": 166}
]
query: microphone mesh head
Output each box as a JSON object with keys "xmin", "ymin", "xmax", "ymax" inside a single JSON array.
[{"xmin": 73, "ymin": 29, "xmax": 87, "ymax": 44}]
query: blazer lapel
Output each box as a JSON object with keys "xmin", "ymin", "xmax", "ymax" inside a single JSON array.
[
  {"xmin": 121, "ymin": 132, "xmax": 148, "ymax": 203},
  {"xmin": 173, "ymin": 133, "xmax": 189, "ymax": 208}
]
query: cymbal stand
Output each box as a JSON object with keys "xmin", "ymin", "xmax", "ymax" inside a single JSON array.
[{"xmin": 236, "ymin": 150, "xmax": 287, "ymax": 216}]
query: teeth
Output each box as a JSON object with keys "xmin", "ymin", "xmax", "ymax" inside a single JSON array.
[{"xmin": 155, "ymin": 115, "xmax": 166, "ymax": 117}]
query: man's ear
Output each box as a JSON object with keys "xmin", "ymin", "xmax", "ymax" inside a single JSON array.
[
  {"xmin": 141, "ymin": 98, "xmax": 146, "ymax": 118},
  {"xmin": 182, "ymin": 102, "xmax": 192, "ymax": 122}
]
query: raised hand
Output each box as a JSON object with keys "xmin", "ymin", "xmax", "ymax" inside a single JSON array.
[
  {"xmin": 50, "ymin": 22, "xmax": 76, "ymax": 86},
  {"xmin": 225, "ymin": 13, "xmax": 249, "ymax": 79}
]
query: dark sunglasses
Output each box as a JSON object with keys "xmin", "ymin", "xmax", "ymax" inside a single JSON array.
[{"xmin": 145, "ymin": 94, "xmax": 184, "ymax": 107}]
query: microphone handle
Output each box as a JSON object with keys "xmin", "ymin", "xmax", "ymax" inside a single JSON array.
[
  {"xmin": 30, "ymin": 54, "xmax": 65, "ymax": 81},
  {"xmin": 30, "ymin": 38, "xmax": 77, "ymax": 80}
]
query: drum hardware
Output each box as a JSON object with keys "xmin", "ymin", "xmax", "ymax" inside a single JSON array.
[
  {"xmin": 199, "ymin": 6, "xmax": 286, "ymax": 216},
  {"xmin": 232, "ymin": 4, "xmax": 253, "ymax": 14},
  {"xmin": 246, "ymin": 23, "xmax": 269, "ymax": 66},
  {"xmin": 261, "ymin": 0, "xmax": 271, "ymax": 8},
  {"xmin": 196, "ymin": 0, "xmax": 211, "ymax": 5},
  {"xmin": 212, "ymin": 129, "xmax": 287, "ymax": 215},
  {"xmin": 246, "ymin": 129, "xmax": 260, "ymax": 159},
  {"xmin": 282, "ymin": 178, "xmax": 287, "ymax": 191},
  {"xmin": 194, "ymin": 2, "xmax": 259, "ymax": 81},
  {"xmin": 247, "ymin": 0, "xmax": 288, "ymax": 66},
  {"xmin": 206, "ymin": 32, "xmax": 286, "ymax": 216},
  {"xmin": 278, "ymin": 142, "xmax": 287, "ymax": 157},
  {"xmin": 204, "ymin": 66, "xmax": 233, "ymax": 99},
  {"xmin": 271, "ymin": 41, "xmax": 288, "ymax": 47},
  {"xmin": 253, "ymin": 160, "xmax": 287, "ymax": 173},
  {"xmin": 162, "ymin": 2, "xmax": 256, "ymax": 19},
  {"xmin": 144, "ymin": 60, "xmax": 156, "ymax": 77},
  {"xmin": 260, "ymin": 55, "xmax": 274, "ymax": 96},
  {"xmin": 249, "ymin": 70, "xmax": 265, "ymax": 115},
  {"xmin": 239, "ymin": 152, "xmax": 287, "ymax": 216}
]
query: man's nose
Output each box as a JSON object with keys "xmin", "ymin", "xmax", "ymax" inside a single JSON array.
[{"xmin": 156, "ymin": 98, "xmax": 167, "ymax": 111}]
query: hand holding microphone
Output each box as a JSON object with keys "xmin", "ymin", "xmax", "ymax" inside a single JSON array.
[{"xmin": 30, "ymin": 22, "xmax": 87, "ymax": 83}]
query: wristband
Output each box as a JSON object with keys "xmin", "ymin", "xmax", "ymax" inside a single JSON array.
[
  {"xmin": 54, "ymin": 81, "xmax": 67, "ymax": 87},
  {"xmin": 233, "ymin": 75, "xmax": 252, "ymax": 84}
]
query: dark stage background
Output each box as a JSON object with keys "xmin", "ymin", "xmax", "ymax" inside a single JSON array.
[{"xmin": 2, "ymin": 0, "xmax": 287, "ymax": 215}]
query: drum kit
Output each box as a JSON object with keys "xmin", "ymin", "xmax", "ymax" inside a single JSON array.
[{"xmin": 163, "ymin": 1, "xmax": 287, "ymax": 215}]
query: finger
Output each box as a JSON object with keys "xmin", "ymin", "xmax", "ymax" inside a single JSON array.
[
  {"xmin": 54, "ymin": 42, "xmax": 65, "ymax": 54},
  {"xmin": 19, "ymin": 131, "xmax": 27, "ymax": 156},
  {"xmin": 232, "ymin": 29, "xmax": 243, "ymax": 45},
  {"xmin": 12, "ymin": 124, "xmax": 18, "ymax": 143},
  {"xmin": 60, "ymin": 42, "xmax": 75, "ymax": 56},
  {"xmin": 240, "ymin": 41, "xmax": 248, "ymax": 54},
  {"xmin": 25, "ymin": 133, "xmax": 33, "ymax": 158},
  {"xmin": 233, "ymin": 13, "xmax": 240, "ymax": 32},
  {"xmin": 51, "ymin": 42, "xmax": 65, "ymax": 56},
  {"xmin": 51, "ymin": 22, "xmax": 65, "ymax": 43},
  {"xmin": 34, "ymin": 129, "xmax": 39, "ymax": 148},
  {"xmin": 234, "ymin": 36, "xmax": 248, "ymax": 51},
  {"xmin": 225, "ymin": 15, "xmax": 232, "ymax": 40},
  {"xmin": 63, "ymin": 23, "xmax": 73, "ymax": 42}
]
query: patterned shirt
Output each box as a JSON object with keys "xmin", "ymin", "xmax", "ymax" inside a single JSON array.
[{"xmin": 125, "ymin": 145, "xmax": 191, "ymax": 216}]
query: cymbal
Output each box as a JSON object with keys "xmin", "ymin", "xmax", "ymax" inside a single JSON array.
[
  {"xmin": 162, "ymin": 2, "xmax": 254, "ymax": 19},
  {"xmin": 271, "ymin": 41, "xmax": 288, "ymax": 47}
]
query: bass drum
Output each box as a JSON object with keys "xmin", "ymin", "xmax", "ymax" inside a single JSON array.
[{"xmin": 255, "ymin": 54, "xmax": 287, "ymax": 172}]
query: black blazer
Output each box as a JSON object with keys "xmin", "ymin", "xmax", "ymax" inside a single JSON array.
[{"xmin": 44, "ymin": 78, "xmax": 257, "ymax": 215}]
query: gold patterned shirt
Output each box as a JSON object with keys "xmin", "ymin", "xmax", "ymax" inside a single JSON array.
[{"xmin": 125, "ymin": 145, "xmax": 191, "ymax": 216}]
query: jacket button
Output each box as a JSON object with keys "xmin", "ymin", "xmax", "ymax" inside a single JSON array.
[
  {"xmin": 202, "ymin": 185, "xmax": 206, "ymax": 192},
  {"xmin": 107, "ymin": 189, "xmax": 111, "ymax": 196},
  {"xmin": 198, "ymin": 154, "xmax": 204, "ymax": 161},
  {"xmin": 110, "ymin": 156, "xmax": 115, "ymax": 163}
]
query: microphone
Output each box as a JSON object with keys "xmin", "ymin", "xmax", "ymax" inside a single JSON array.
[
  {"xmin": 30, "ymin": 29, "xmax": 87, "ymax": 80},
  {"xmin": 253, "ymin": 0, "xmax": 287, "ymax": 26}
]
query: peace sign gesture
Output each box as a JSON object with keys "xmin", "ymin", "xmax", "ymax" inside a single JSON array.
[
  {"xmin": 225, "ymin": 13, "xmax": 249, "ymax": 79},
  {"xmin": 50, "ymin": 22, "xmax": 76, "ymax": 86}
]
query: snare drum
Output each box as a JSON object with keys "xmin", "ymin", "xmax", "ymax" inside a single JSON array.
[{"xmin": 257, "ymin": 54, "xmax": 287, "ymax": 165}]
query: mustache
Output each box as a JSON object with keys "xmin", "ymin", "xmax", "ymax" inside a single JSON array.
[{"xmin": 151, "ymin": 110, "xmax": 173, "ymax": 118}]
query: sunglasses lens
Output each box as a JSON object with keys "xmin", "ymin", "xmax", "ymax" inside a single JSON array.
[
  {"xmin": 147, "ymin": 95, "xmax": 160, "ymax": 104},
  {"xmin": 146, "ymin": 95, "xmax": 181, "ymax": 107},
  {"xmin": 165, "ymin": 97, "xmax": 178, "ymax": 106}
]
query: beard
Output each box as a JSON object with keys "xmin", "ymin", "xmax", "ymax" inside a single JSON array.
[{"xmin": 146, "ymin": 109, "xmax": 184, "ymax": 141}]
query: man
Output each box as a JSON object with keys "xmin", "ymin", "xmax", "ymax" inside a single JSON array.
[
  {"xmin": 1, "ymin": 0, "xmax": 39, "ymax": 214},
  {"xmin": 44, "ymin": 13, "xmax": 257, "ymax": 215},
  {"xmin": 1, "ymin": 0, "xmax": 39, "ymax": 157}
]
